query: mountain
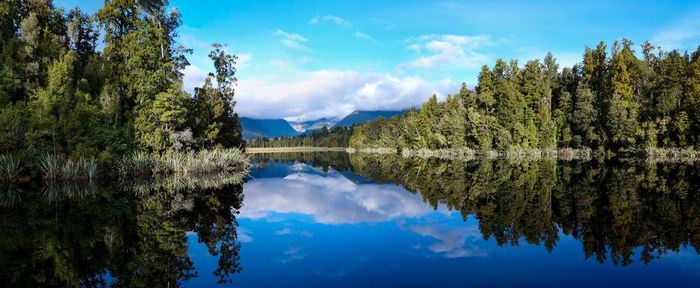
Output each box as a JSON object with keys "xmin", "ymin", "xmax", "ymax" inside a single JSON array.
[
  {"xmin": 333, "ymin": 110, "xmax": 406, "ymax": 128},
  {"xmin": 240, "ymin": 117, "xmax": 298, "ymax": 139},
  {"xmin": 288, "ymin": 117, "xmax": 340, "ymax": 133}
]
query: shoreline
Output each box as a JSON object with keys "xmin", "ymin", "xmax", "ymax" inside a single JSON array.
[
  {"xmin": 245, "ymin": 147, "xmax": 350, "ymax": 154},
  {"xmin": 245, "ymin": 146, "xmax": 700, "ymax": 162}
]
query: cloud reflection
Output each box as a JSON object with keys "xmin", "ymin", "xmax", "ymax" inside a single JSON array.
[
  {"xmin": 407, "ymin": 223, "xmax": 486, "ymax": 258},
  {"xmin": 241, "ymin": 166, "xmax": 439, "ymax": 224},
  {"xmin": 242, "ymin": 163, "xmax": 484, "ymax": 258}
]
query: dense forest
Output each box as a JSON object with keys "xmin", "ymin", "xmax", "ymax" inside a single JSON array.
[
  {"xmin": 0, "ymin": 0, "xmax": 243, "ymax": 165},
  {"xmin": 247, "ymin": 126, "xmax": 352, "ymax": 148},
  {"xmin": 354, "ymin": 41, "xmax": 700, "ymax": 153},
  {"xmin": 256, "ymin": 41, "xmax": 700, "ymax": 154}
]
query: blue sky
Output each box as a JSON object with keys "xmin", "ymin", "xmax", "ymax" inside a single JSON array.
[{"xmin": 57, "ymin": 0, "xmax": 700, "ymax": 121}]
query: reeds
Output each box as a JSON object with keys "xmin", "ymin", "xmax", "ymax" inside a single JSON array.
[
  {"xmin": 123, "ymin": 171, "xmax": 247, "ymax": 195},
  {"xmin": 40, "ymin": 154, "xmax": 98, "ymax": 182},
  {"xmin": 0, "ymin": 154, "xmax": 21, "ymax": 182},
  {"xmin": 41, "ymin": 179, "xmax": 98, "ymax": 203},
  {"xmin": 116, "ymin": 148, "xmax": 250, "ymax": 177}
]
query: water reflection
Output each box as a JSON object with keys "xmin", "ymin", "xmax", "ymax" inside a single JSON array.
[
  {"xmin": 2, "ymin": 153, "xmax": 700, "ymax": 287},
  {"xmin": 348, "ymin": 155, "xmax": 700, "ymax": 266},
  {"xmin": 242, "ymin": 163, "xmax": 439, "ymax": 224},
  {"xmin": 248, "ymin": 153, "xmax": 700, "ymax": 267},
  {"xmin": 0, "ymin": 172, "xmax": 245, "ymax": 287}
]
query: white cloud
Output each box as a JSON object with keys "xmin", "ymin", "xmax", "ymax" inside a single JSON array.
[
  {"xmin": 401, "ymin": 34, "xmax": 493, "ymax": 70},
  {"xmin": 238, "ymin": 53, "xmax": 252, "ymax": 67},
  {"xmin": 310, "ymin": 15, "xmax": 352, "ymax": 28},
  {"xmin": 235, "ymin": 70, "xmax": 457, "ymax": 120},
  {"xmin": 408, "ymin": 44, "xmax": 422, "ymax": 53},
  {"xmin": 182, "ymin": 53, "xmax": 252, "ymax": 96},
  {"xmin": 182, "ymin": 64, "xmax": 209, "ymax": 95},
  {"xmin": 652, "ymin": 9, "xmax": 700, "ymax": 50},
  {"xmin": 179, "ymin": 31, "xmax": 212, "ymax": 52},
  {"xmin": 271, "ymin": 56, "xmax": 311, "ymax": 69},
  {"xmin": 353, "ymin": 31, "xmax": 378, "ymax": 43},
  {"xmin": 274, "ymin": 29, "xmax": 309, "ymax": 50}
]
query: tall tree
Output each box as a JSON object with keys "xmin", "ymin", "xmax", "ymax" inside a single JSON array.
[
  {"xmin": 607, "ymin": 41, "xmax": 640, "ymax": 149},
  {"xmin": 193, "ymin": 44, "xmax": 243, "ymax": 148}
]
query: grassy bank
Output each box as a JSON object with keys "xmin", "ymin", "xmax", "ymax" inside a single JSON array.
[
  {"xmin": 115, "ymin": 148, "xmax": 250, "ymax": 177},
  {"xmin": 0, "ymin": 148, "xmax": 251, "ymax": 183}
]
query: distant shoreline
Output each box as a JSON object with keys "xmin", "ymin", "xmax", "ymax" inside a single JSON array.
[
  {"xmin": 245, "ymin": 147, "xmax": 350, "ymax": 153},
  {"xmin": 245, "ymin": 146, "xmax": 700, "ymax": 163}
]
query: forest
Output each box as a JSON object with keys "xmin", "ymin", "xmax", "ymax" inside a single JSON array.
[
  {"xmin": 0, "ymin": 0, "xmax": 244, "ymax": 167},
  {"xmin": 255, "ymin": 41, "xmax": 700, "ymax": 155},
  {"xmin": 247, "ymin": 126, "xmax": 352, "ymax": 148}
]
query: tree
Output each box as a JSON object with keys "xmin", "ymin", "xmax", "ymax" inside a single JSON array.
[
  {"xmin": 66, "ymin": 7, "xmax": 98, "ymax": 63},
  {"xmin": 0, "ymin": 0, "xmax": 252, "ymax": 163},
  {"xmin": 607, "ymin": 41, "xmax": 640, "ymax": 149},
  {"xmin": 29, "ymin": 50, "xmax": 77, "ymax": 155},
  {"xmin": 443, "ymin": 94, "xmax": 467, "ymax": 148},
  {"xmin": 571, "ymin": 83, "xmax": 600, "ymax": 148},
  {"xmin": 208, "ymin": 43, "xmax": 243, "ymax": 148},
  {"xmin": 193, "ymin": 44, "xmax": 243, "ymax": 148},
  {"xmin": 687, "ymin": 46, "xmax": 700, "ymax": 145},
  {"xmin": 476, "ymin": 65, "xmax": 496, "ymax": 110}
]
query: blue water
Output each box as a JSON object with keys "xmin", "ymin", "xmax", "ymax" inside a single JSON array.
[{"xmin": 185, "ymin": 160, "xmax": 700, "ymax": 287}]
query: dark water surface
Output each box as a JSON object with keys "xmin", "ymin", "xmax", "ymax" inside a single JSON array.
[{"xmin": 2, "ymin": 152, "xmax": 700, "ymax": 287}]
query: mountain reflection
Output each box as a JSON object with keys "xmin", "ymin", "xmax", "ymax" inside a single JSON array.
[
  {"xmin": 3, "ymin": 153, "xmax": 700, "ymax": 286},
  {"xmin": 251, "ymin": 153, "xmax": 700, "ymax": 266}
]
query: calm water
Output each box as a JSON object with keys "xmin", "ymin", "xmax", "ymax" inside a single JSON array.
[{"xmin": 1, "ymin": 152, "xmax": 700, "ymax": 287}]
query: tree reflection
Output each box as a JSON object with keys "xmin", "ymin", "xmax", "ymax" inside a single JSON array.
[
  {"xmin": 345, "ymin": 153, "xmax": 700, "ymax": 266},
  {"xmin": 0, "ymin": 173, "xmax": 245, "ymax": 287}
]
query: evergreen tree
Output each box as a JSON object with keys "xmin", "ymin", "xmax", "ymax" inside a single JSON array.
[
  {"xmin": 607, "ymin": 41, "xmax": 640, "ymax": 149},
  {"xmin": 443, "ymin": 94, "xmax": 467, "ymax": 148},
  {"xmin": 192, "ymin": 44, "xmax": 243, "ymax": 148},
  {"xmin": 571, "ymin": 82, "xmax": 600, "ymax": 148},
  {"xmin": 686, "ymin": 46, "xmax": 700, "ymax": 145}
]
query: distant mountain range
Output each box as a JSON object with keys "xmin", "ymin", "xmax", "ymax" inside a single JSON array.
[
  {"xmin": 333, "ymin": 110, "xmax": 405, "ymax": 128},
  {"xmin": 240, "ymin": 117, "xmax": 298, "ymax": 140},
  {"xmin": 241, "ymin": 110, "xmax": 407, "ymax": 140},
  {"xmin": 288, "ymin": 117, "xmax": 340, "ymax": 133}
]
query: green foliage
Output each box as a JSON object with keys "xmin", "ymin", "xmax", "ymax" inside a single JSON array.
[
  {"xmin": 116, "ymin": 148, "xmax": 250, "ymax": 177},
  {"xmin": 0, "ymin": 0, "xmax": 246, "ymax": 170},
  {"xmin": 249, "ymin": 125, "xmax": 353, "ymax": 148},
  {"xmin": 0, "ymin": 154, "xmax": 21, "ymax": 182},
  {"xmin": 284, "ymin": 40, "xmax": 700, "ymax": 153}
]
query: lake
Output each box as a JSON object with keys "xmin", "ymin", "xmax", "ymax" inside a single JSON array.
[{"xmin": 2, "ymin": 152, "xmax": 700, "ymax": 287}]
